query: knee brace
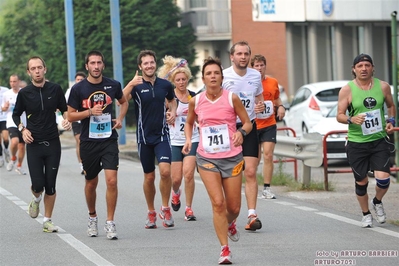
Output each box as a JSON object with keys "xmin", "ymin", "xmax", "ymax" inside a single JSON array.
[
  {"xmin": 355, "ymin": 182, "xmax": 368, "ymax": 196},
  {"xmin": 375, "ymin": 177, "xmax": 390, "ymax": 189}
]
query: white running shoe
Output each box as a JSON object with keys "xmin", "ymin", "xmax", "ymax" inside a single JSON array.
[
  {"xmin": 104, "ymin": 221, "xmax": 118, "ymax": 240},
  {"xmin": 28, "ymin": 198, "xmax": 40, "ymax": 218},
  {"xmin": 361, "ymin": 214, "xmax": 373, "ymax": 228},
  {"xmin": 7, "ymin": 160, "xmax": 16, "ymax": 171},
  {"xmin": 371, "ymin": 200, "xmax": 386, "ymax": 224},
  {"xmin": 43, "ymin": 220, "xmax": 58, "ymax": 233},
  {"xmin": 261, "ymin": 187, "xmax": 276, "ymax": 199},
  {"xmin": 87, "ymin": 217, "xmax": 99, "ymax": 237},
  {"xmin": 15, "ymin": 167, "xmax": 27, "ymax": 175}
]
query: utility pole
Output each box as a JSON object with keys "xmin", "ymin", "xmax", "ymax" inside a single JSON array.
[
  {"xmin": 64, "ymin": 0, "xmax": 76, "ymax": 88},
  {"xmin": 391, "ymin": 11, "xmax": 398, "ymax": 170},
  {"xmin": 110, "ymin": 0, "xmax": 126, "ymax": 145}
]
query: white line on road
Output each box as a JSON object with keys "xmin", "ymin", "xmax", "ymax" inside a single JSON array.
[
  {"xmin": 58, "ymin": 234, "xmax": 115, "ymax": 266},
  {"xmin": 0, "ymin": 186, "xmax": 114, "ymax": 266},
  {"xmin": 317, "ymin": 212, "xmax": 399, "ymax": 238},
  {"xmin": 294, "ymin": 206, "xmax": 318, "ymax": 211}
]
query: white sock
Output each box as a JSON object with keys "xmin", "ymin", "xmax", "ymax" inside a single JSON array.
[
  {"xmin": 248, "ymin": 209, "xmax": 256, "ymax": 217},
  {"xmin": 43, "ymin": 217, "xmax": 50, "ymax": 223},
  {"xmin": 34, "ymin": 194, "xmax": 42, "ymax": 203}
]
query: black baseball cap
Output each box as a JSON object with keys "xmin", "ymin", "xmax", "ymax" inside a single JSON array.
[{"xmin": 353, "ymin": 53, "xmax": 373, "ymax": 66}]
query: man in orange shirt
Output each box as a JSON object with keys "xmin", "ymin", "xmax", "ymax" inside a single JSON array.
[{"xmin": 251, "ymin": 54, "xmax": 285, "ymax": 199}]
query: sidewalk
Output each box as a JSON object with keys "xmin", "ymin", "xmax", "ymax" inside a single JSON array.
[{"xmin": 59, "ymin": 130, "xmax": 399, "ymax": 223}]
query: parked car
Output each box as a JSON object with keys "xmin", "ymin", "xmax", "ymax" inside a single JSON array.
[
  {"xmin": 309, "ymin": 105, "xmax": 348, "ymax": 159},
  {"xmin": 283, "ymin": 80, "xmax": 349, "ymax": 136}
]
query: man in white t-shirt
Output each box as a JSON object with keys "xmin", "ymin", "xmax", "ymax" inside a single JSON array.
[
  {"xmin": 0, "ymin": 85, "xmax": 10, "ymax": 167},
  {"xmin": 1, "ymin": 74, "xmax": 27, "ymax": 174},
  {"xmin": 223, "ymin": 41, "xmax": 265, "ymax": 232}
]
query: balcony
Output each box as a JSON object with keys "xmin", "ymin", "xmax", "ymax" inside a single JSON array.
[{"xmin": 181, "ymin": 9, "xmax": 231, "ymax": 41}]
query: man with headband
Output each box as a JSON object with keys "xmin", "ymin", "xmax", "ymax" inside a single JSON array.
[{"xmin": 337, "ymin": 53, "xmax": 396, "ymax": 228}]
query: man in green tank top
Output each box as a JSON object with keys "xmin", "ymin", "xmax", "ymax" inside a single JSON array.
[{"xmin": 337, "ymin": 53, "xmax": 396, "ymax": 228}]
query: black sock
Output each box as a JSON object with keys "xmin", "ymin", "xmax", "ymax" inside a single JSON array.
[
  {"xmin": 263, "ymin": 184, "xmax": 270, "ymax": 189},
  {"xmin": 373, "ymin": 197, "xmax": 381, "ymax": 205},
  {"xmin": 362, "ymin": 211, "xmax": 371, "ymax": 216}
]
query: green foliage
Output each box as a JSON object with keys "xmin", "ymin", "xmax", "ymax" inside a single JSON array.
[
  {"xmin": 255, "ymin": 159, "xmax": 335, "ymax": 191},
  {"xmin": 0, "ymin": 0, "xmax": 198, "ymax": 126}
]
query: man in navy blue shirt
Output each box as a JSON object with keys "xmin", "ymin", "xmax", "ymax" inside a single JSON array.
[
  {"xmin": 68, "ymin": 50, "xmax": 128, "ymax": 240},
  {"xmin": 123, "ymin": 50, "xmax": 177, "ymax": 229}
]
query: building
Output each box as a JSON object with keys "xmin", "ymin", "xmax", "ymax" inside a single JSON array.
[{"xmin": 178, "ymin": 0, "xmax": 398, "ymax": 98}]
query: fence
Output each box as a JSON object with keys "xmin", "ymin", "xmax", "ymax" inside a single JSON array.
[{"xmin": 322, "ymin": 128, "xmax": 399, "ymax": 191}]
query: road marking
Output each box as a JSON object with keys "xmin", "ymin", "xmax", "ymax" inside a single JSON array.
[
  {"xmin": 274, "ymin": 201, "xmax": 297, "ymax": 206},
  {"xmin": 263, "ymin": 197, "xmax": 399, "ymax": 238},
  {"xmin": 317, "ymin": 212, "xmax": 399, "ymax": 239},
  {"xmin": 294, "ymin": 206, "xmax": 318, "ymax": 211},
  {"xmin": 0, "ymin": 186, "xmax": 114, "ymax": 266},
  {"xmin": 59, "ymin": 234, "xmax": 115, "ymax": 266}
]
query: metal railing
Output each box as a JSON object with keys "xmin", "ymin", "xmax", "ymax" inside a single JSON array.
[
  {"xmin": 322, "ymin": 128, "xmax": 399, "ymax": 191},
  {"xmin": 275, "ymin": 127, "xmax": 298, "ymax": 181}
]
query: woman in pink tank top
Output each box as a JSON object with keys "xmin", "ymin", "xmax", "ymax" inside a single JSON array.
[{"xmin": 182, "ymin": 57, "xmax": 252, "ymax": 265}]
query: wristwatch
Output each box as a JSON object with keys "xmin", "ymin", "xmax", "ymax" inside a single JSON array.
[
  {"xmin": 18, "ymin": 124, "xmax": 25, "ymax": 132},
  {"xmin": 347, "ymin": 117, "xmax": 352, "ymax": 125},
  {"xmin": 238, "ymin": 127, "xmax": 247, "ymax": 137}
]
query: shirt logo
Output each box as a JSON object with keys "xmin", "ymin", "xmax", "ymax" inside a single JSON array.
[
  {"xmin": 209, "ymin": 127, "xmax": 220, "ymax": 134},
  {"xmin": 239, "ymin": 92, "xmax": 249, "ymax": 98},
  {"xmin": 104, "ymin": 86, "xmax": 112, "ymax": 90},
  {"xmin": 363, "ymin": 97, "xmax": 377, "ymax": 109},
  {"xmin": 141, "ymin": 89, "xmax": 150, "ymax": 93}
]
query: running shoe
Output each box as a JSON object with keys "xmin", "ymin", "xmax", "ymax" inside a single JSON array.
[
  {"xmin": 261, "ymin": 187, "xmax": 276, "ymax": 199},
  {"xmin": 371, "ymin": 200, "xmax": 386, "ymax": 224},
  {"xmin": 43, "ymin": 220, "xmax": 58, "ymax": 233},
  {"xmin": 218, "ymin": 245, "xmax": 232, "ymax": 265},
  {"xmin": 4, "ymin": 149, "xmax": 10, "ymax": 163},
  {"xmin": 6, "ymin": 160, "xmax": 16, "ymax": 171},
  {"xmin": 245, "ymin": 214, "xmax": 262, "ymax": 231},
  {"xmin": 361, "ymin": 214, "xmax": 373, "ymax": 228},
  {"xmin": 104, "ymin": 221, "xmax": 118, "ymax": 240},
  {"xmin": 184, "ymin": 207, "xmax": 196, "ymax": 221},
  {"xmin": 28, "ymin": 198, "xmax": 40, "ymax": 218},
  {"xmin": 227, "ymin": 220, "xmax": 240, "ymax": 242},
  {"xmin": 145, "ymin": 211, "xmax": 157, "ymax": 229},
  {"xmin": 159, "ymin": 207, "xmax": 175, "ymax": 228},
  {"xmin": 87, "ymin": 217, "xmax": 98, "ymax": 237},
  {"xmin": 0, "ymin": 157, "xmax": 4, "ymax": 168},
  {"xmin": 171, "ymin": 189, "xmax": 181, "ymax": 211},
  {"xmin": 15, "ymin": 167, "xmax": 27, "ymax": 175}
]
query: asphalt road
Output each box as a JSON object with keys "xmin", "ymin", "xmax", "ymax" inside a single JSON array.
[{"xmin": 0, "ymin": 133, "xmax": 398, "ymax": 266}]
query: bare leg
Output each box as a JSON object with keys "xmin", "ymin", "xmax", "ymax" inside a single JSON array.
[
  {"xmin": 143, "ymin": 171, "xmax": 156, "ymax": 210},
  {"xmin": 159, "ymin": 162, "xmax": 172, "ymax": 207},
  {"xmin": 85, "ymin": 177, "xmax": 98, "ymax": 217},
  {"xmin": 104, "ymin": 169, "xmax": 118, "ymax": 221}
]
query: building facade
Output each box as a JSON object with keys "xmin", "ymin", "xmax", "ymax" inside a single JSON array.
[{"xmin": 179, "ymin": 0, "xmax": 398, "ymax": 97}]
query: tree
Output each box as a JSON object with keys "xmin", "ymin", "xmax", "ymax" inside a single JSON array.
[{"xmin": 0, "ymin": 0, "xmax": 198, "ymax": 127}]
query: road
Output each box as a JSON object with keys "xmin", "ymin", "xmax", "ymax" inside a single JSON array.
[{"xmin": 0, "ymin": 133, "xmax": 398, "ymax": 266}]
